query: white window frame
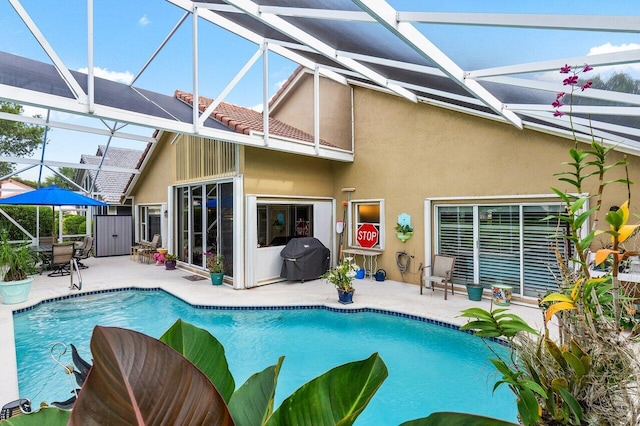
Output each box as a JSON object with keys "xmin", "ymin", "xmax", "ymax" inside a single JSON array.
[
  {"xmin": 348, "ymin": 198, "xmax": 385, "ymax": 250},
  {"xmin": 425, "ymin": 194, "xmax": 588, "ymax": 299}
]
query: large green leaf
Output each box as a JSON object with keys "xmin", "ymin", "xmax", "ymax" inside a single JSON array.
[
  {"xmin": 266, "ymin": 352, "xmax": 388, "ymax": 426},
  {"xmin": 67, "ymin": 326, "xmax": 234, "ymax": 426},
  {"xmin": 399, "ymin": 412, "xmax": 518, "ymax": 425},
  {"xmin": 0, "ymin": 407, "xmax": 70, "ymax": 426},
  {"xmin": 160, "ymin": 319, "xmax": 235, "ymax": 402},
  {"xmin": 228, "ymin": 357, "xmax": 284, "ymax": 426}
]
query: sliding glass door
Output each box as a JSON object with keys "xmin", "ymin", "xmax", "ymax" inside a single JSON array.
[
  {"xmin": 436, "ymin": 203, "xmax": 564, "ymax": 297},
  {"xmin": 176, "ymin": 181, "xmax": 233, "ymax": 277}
]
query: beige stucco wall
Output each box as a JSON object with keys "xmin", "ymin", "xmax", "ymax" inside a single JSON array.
[
  {"xmin": 270, "ymin": 72, "xmax": 352, "ymax": 150},
  {"xmin": 129, "ymin": 132, "xmax": 175, "ymax": 204},
  {"xmin": 327, "ymin": 86, "xmax": 640, "ymax": 283},
  {"xmin": 243, "ymin": 147, "xmax": 333, "ymax": 196}
]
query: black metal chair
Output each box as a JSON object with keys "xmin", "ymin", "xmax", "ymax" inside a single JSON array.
[{"xmin": 47, "ymin": 244, "xmax": 75, "ymax": 277}]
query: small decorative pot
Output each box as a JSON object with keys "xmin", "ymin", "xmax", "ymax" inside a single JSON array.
[
  {"xmin": 0, "ymin": 276, "xmax": 34, "ymax": 304},
  {"xmin": 396, "ymin": 231, "xmax": 413, "ymax": 242},
  {"xmin": 165, "ymin": 260, "xmax": 177, "ymax": 270},
  {"xmin": 355, "ymin": 268, "xmax": 365, "ymax": 279},
  {"xmin": 492, "ymin": 284, "xmax": 513, "ymax": 306},
  {"xmin": 210, "ymin": 272, "xmax": 224, "ymax": 286},
  {"xmin": 466, "ymin": 284, "xmax": 484, "ymax": 301},
  {"xmin": 337, "ymin": 288, "xmax": 354, "ymax": 304}
]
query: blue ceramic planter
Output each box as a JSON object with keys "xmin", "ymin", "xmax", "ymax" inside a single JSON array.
[
  {"xmin": 210, "ymin": 272, "xmax": 224, "ymax": 285},
  {"xmin": 337, "ymin": 288, "xmax": 354, "ymax": 304}
]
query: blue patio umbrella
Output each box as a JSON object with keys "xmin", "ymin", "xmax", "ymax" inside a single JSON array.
[
  {"xmin": 0, "ymin": 185, "xmax": 108, "ymax": 238},
  {"xmin": 0, "ymin": 186, "xmax": 108, "ymax": 207}
]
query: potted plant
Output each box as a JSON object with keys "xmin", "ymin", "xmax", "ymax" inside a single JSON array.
[
  {"xmin": 205, "ymin": 252, "xmax": 225, "ymax": 285},
  {"xmin": 322, "ymin": 257, "xmax": 359, "ymax": 304},
  {"xmin": 395, "ymin": 223, "xmax": 414, "ymax": 242},
  {"xmin": 0, "ymin": 230, "xmax": 38, "ymax": 304},
  {"xmin": 164, "ymin": 254, "xmax": 177, "ymax": 270}
]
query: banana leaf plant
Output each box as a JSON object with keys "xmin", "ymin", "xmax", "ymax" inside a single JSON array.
[{"xmin": 2, "ymin": 319, "xmax": 388, "ymax": 426}]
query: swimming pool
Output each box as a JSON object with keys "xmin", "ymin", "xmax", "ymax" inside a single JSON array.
[{"xmin": 13, "ymin": 289, "xmax": 518, "ymax": 424}]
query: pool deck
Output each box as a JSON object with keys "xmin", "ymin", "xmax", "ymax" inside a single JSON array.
[{"xmin": 0, "ymin": 256, "xmax": 544, "ymax": 404}]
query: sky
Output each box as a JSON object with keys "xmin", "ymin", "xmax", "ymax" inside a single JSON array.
[{"xmin": 0, "ymin": 0, "xmax": 638, "ymax": 181}]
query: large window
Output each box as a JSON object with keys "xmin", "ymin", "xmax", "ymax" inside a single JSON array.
[
  {"xmin": 436, "ymin": 202, "xmax": 564, "ymax": 297},
  {"xmin": 257, "ymin": 204, "xmax": 313, "ymax": 247},
  {"xmin": 350, "ymin": 200, "xmax": 384, "ymax": 249},
  {"xmin": 138, "ymin": 205, "xmax": 161, "ymax": 242}
]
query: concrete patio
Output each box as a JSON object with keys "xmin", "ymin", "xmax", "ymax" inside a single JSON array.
[{"xmin": 0, "ymin": 255, "xmax": 543, "ymax": 404}]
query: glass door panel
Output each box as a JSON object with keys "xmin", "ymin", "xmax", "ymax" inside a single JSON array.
[{"xmin": 478, "ymin": 205, "xmax": 520, "ymax": 288}]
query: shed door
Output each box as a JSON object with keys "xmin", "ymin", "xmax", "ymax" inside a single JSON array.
[{"xmin": 94, "ymin": 215, "xmax": 133, "ymax": 257}]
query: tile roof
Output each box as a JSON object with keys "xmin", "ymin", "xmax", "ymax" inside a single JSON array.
[
  {"xmin": 80, "ymin": 145, "xmax": 144, "ymax": 204},
  {"xmin": 174, "ymin": 90, "xmax": 335, "ymax": 148}
]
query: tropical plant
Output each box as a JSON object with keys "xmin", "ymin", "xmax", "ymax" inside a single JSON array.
[
  {"xmin": 3, "ymin": 319, "xmax": 388, "ymax": 425},
  {"xmin": 322, "ymin": 256, "xmax": 359, "ymax": 291},
  {"xmin": 0, "ymin": 229, "xmax": 38, "ymax": 281},
  {"xmin": 205, "ymin": 252, "xmax": 225, "ymax": 273},
  {"xmin": 413, "ymin": 64, "xmax": 640, "ymax": 426}
]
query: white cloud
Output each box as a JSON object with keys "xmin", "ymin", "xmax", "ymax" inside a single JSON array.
[
  {"xmin": 77, "ymin": 67, "xmax": 134, "ymax": 84},
  {"xmin": 275, "ymin": 78, "xmax": 288, "ymax": 91},
  {"xmin": 251, "ymin": 104, "xmax": 263, "ymax": 112},
  {"xmin": 139, "ymin": 15, "xmax": 149, "ymax": 26},
  {"xmin": 537, "ymin": 42, "xmax": 640, "ymax": 82},
  {"xmin": 19, "ymin": 105, "xmax": 77, "ymax": 123}
]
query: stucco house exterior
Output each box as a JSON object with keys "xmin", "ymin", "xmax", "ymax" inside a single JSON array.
[{"xmin": 129, "ymin": 67, "xmax": 640, "ymax": 301}]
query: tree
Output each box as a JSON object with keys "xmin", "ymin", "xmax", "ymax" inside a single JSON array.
[
  {"xmin": 43, "ymin": 167, "xmax": 78, "ymax": 189},
  {"xmin": 589, "ymin": 72, "xmax": 640, "ymax": 94},
  {"xmin": 0, "ymin": 102, "xmax": 46, "ymax": 177}
]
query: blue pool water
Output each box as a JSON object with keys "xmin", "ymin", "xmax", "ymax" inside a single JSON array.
[{"xmin": 13, "ymin": 289, "xmax": 518, "ymax": 424}]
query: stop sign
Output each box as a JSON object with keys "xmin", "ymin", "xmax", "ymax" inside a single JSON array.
[{"xmin": 356, "ymin": 223, "xmax": 379, "ymax": 248}]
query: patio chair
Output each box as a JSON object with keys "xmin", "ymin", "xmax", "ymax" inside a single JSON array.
[
  {"xmin": 39, "ymin": 236, "xmax": 55, "ymax": 246},
  {"xmin": 137, "ymin": 234, "xmax": 161, "ymax": 264},
  {"xmin": 421, "ymin": 255, "xmax": 456, "ymax": 300},
  {"xmin": 73, "ymin": 236, "xmax": 93, "ymax": 269},
  {"xmin": 47, "ymin": 243, "xmax": 75, "ymax": 277}
]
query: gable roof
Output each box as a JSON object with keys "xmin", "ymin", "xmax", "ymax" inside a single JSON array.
[
  {"xmin": 79, "ymin": 145, "xmax": 145, "ymax": 204},
  {"xmin": 174, "ymin": 90, "xmax": 336, "ymax": 148}
]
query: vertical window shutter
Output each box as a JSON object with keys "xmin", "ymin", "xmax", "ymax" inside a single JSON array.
[
  {"xmin": 522, "ymin": 205, "xmax": 564, "ymax": 297},
  {"xmin": 478, "ymin": 206, "xmax": 520, "ymax": 289},
  {"xmin": 437, "ymin": 206, "xmax": 473, "ymax": 284}
]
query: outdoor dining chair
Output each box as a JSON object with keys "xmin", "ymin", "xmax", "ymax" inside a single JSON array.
[
  {"xmin": 73, "ymin": 236, "xmax": 94, "ymax": 269},
  {"xmin": 421, "ymin": 254, "xmax": 456, "ymax": 300},
  {"xmin": 47, "ymin": 243, "xmax": 75, "ymax": 277}
]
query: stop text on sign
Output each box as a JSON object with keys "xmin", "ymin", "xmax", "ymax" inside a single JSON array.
[{"xmin": 356, "ymin": 223, "xmax": 379, "ymax": 248}]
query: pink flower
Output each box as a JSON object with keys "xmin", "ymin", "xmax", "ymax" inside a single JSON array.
[
  {"xmin": 582, "ymin": 64, "xmax": 593, "ymax": 72},
  {"xmin": 581, "ymin": 81, "xmax": 592, "ymax": 91},
  {"xmin": 552, "ymin": 99, "xmax": 563, "ymax": 108},
  {"xmin": 556, "ymin": 92, "xmax": 566, "ymax": 99},
  {"xmin": 554, "ymin": 110, "xmax": 564, "ymax": 117},
  {"xmin": 563, "ymin": 75, "xmax": 579, "ymax": 86},
  {"xmin": 560, "ymin": 64, "xmax": 572, "ymax": 74}
]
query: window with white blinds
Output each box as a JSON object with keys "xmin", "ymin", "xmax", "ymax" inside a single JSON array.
[
  {"xmin": 479, "ymin": 205, "xmax": 521, "ymax": 289},
  {"xmin": 437, "ymin": 206, "xmax": 474, "ymax": 284},
  {"xmin": 522, "ymin": 205, "xmax": 564, "ymax": 297},
  {"xmin": 436, "ymin": 202, "xmax": 564, "ymax": 297}
]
